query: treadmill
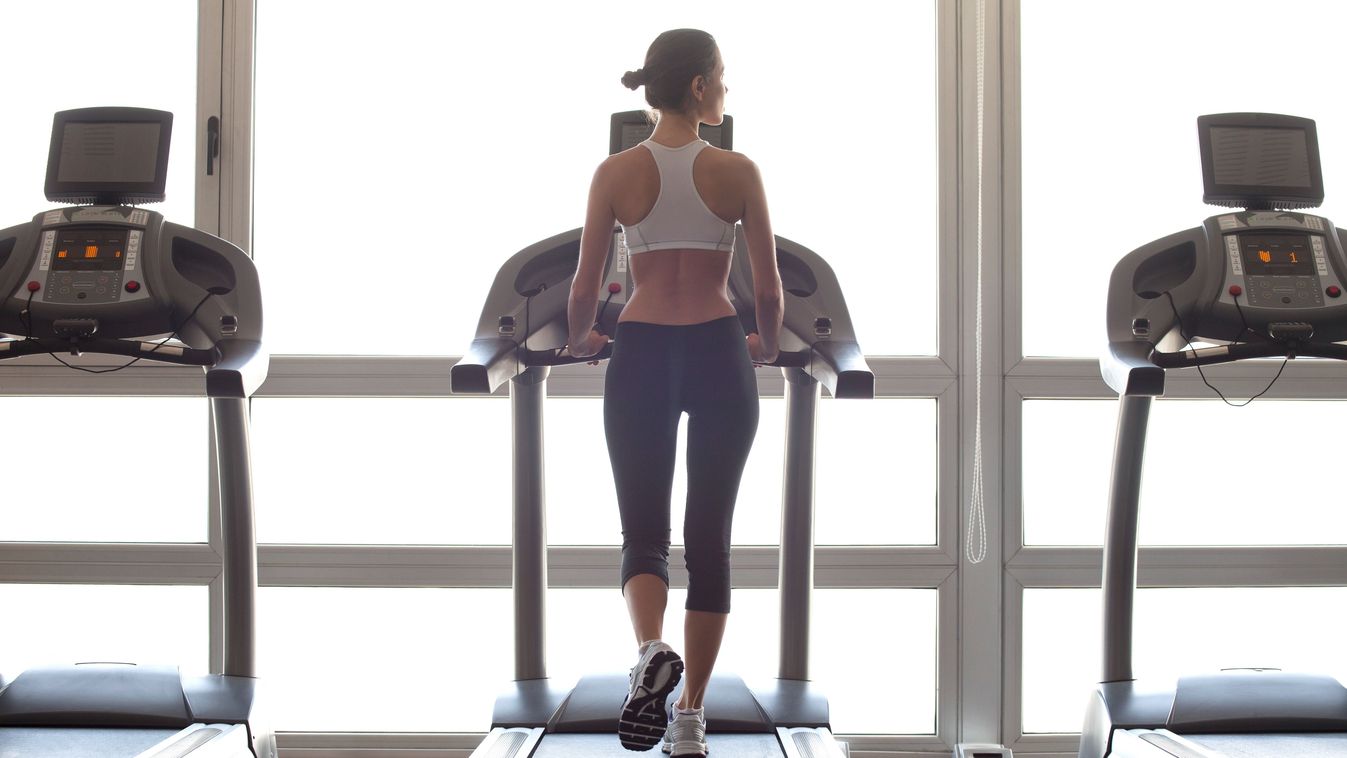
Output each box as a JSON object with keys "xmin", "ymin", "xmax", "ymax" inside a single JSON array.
[
  {"xmin": 454, "ymin": 112, "xmax": 873, "ymax": 758},
  {"xmin": 0, "ymin": 108, "xmax": 273, "ymax": 757},
  {"xmin": 1087, "ymin": 112, "xmax": 1347, "ymax": 757}
]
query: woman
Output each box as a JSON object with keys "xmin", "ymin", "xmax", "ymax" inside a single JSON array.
[{"xmin": 565, "ymin": 28, "xmax": 783, "ymax": 758}]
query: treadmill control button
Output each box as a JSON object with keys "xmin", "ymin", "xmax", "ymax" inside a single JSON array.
[
  {"xmin": 1329, "ymin": 286, "xmax": 1341, "ymax": 298},
  {"xmin": 26, "ymin": 281, "xmax": 39, "ymax": 292},
  {"xmin": 126, "ymin": 280, "xmax": 141, "ymax": 293},
  {"xmin": 1229, "ymin": 285, "xmax": 1243, "ymax": 297},
  {"xmin": 1282, "ymin": 296, "xmax": 1292, "ymax": 304}
]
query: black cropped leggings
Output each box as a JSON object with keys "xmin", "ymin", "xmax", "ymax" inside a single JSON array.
[{"xmin": 604, "ymin": 315, "xmax": 760, "ymax": 614}]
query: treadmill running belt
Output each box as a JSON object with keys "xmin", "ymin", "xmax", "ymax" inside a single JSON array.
[
  {"xmin": 532, "ymin": 733, "xmax": 783, "ymax": 756},
  {"xmin": 1190, "ymin": 733, "xmax": 1347, "ymax": 757},
  {"xmin": 0, "ymin": 727, "xmax": 179, "ymax": 756}
]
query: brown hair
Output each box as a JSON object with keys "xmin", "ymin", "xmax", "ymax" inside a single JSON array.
[{"xmin": 621, "ymin": 29, "xmax": 719, "ymax": 114}]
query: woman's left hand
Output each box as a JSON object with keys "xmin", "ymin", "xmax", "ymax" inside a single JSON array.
[{"xmin": 563, "ymin": 329, "xmax": 610, "ymax": 362}]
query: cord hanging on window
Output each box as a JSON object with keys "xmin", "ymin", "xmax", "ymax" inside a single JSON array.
[{"xmin": 965, "ymin": 0, "xmax": 989, "ymax": 566}]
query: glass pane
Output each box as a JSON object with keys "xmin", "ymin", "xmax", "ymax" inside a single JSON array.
[
  {"xmin": 1023, "ymin": 587, "xmax": 1347, "ymax": 734},
  {"xmin": 548, "ymin": 588, "xmax": 937, "ymax": 735},
  {"xmin": 258, "ymin": 587, "xmax": 510, "ymax": 731},
  {"xmin": 546, "ymin": 399, "xmax": 786, "ymax": 546},
  {"xmin": 0, "ymin": 1, "xmax": 197, "ymax": 224},
  {"xmin": 252, "ymin": 398, "xmax": 511, "ymax": 544},
  {"xmin": 813, "ymin": 589, "xmax": 937, "ymax": 734},
  {"xmin": 1024, "ymin": 399, "xmax": 1347, "ymax": 545},
  {"xmin": 816, "ymin": 399, "xmax": 937, "ymax": 546},
  {"xmin": 0, "ymin": 584, "xmax": 207, "ymax": 681},
  {"xmin": 1021, "ymin": 0, "xmax": 1347, "ymax": 357},
  {"xmin": 0, "ymin": 397, "xmax": 206, "ymax": 542},
  {"xmin": 254, "ymin": 1, "xmax": 936, "ymax": 355}
]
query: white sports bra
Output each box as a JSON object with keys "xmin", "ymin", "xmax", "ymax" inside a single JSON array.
[{"xmin": 621, "ymin": 139, "xmax": 736, "ymax": 255}]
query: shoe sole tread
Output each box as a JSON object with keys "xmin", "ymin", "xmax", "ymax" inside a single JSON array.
[{"xmin": 618, "ymin": 650, "xmax": 684, "ymax": 751}]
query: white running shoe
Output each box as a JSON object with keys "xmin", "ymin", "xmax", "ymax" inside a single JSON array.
[
  {"xmin": 619, "ymin": 641, "xmax": 684, "ymax": 751},
  {"xmin": 662, "ymin": 705, "xmax": 708, "ymax": 757}
]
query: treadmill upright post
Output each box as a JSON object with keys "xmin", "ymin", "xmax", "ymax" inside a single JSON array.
[
  {"xmin": 211, "ymin": 396, "xmax": 258, "ymax": 679},
  {"xmin": 1102, "ymin": 394, "xmax": 1152, "ymax": 683},
  {"xmin": 513, "ymin": 366, "xmax": 550, "ymax": 681},
  {"xmin": 779, "ymin": 368, "xmax": 820, "ymax": 682}
]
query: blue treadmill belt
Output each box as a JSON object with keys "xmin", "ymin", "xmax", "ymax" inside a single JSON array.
[
  {"xmin": 1188, "ymin": 733, "xmax": 1347, "ymax": 757},
  {"xmin": 533, "ymin": 733, "xmax": 783, "ymax": 756},
  {"xmin": 0, "ymin": 726, "xmax": 179, "ymax": 756}
]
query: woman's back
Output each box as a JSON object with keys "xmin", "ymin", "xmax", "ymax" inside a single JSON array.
[{"xmin": 601, "ymin": 138, "xmax": 752, "ymax": 325}]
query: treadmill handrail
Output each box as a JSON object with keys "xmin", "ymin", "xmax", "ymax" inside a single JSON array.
[
  {"xmin": 1151, "ymin": 339, "xmax": 1347, "ymax": 366},
  {"xmin": 0, "ymin": 336, "xmax": 219, "ymax": 365}
]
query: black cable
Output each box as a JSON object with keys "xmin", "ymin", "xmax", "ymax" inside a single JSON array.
[
  {"xmin": 46, "ymin": 290, "xmax": 219, "ymax": 375},
  {"xmin": 18, "ymin": 289, "xmax": 38, "ymax": 340},
  {"xmin": 1164, "ymin": 290, "xmax": 1289, "ymax": 407}
]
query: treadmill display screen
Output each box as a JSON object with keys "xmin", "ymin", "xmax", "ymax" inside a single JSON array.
[
  {"xmin": 1240, "ymin": 233, "xmax": 1314, "ymax": 276},
  {"xmin": 1211, "ymin": 126, "xmax": 1314, "ymax": 189},
  {"xmin": 52, "ymin": 231, "xmax": 128, "ymax": 271},
  {"xmin": 56, "ymin": 122, "xmax": 162, "ymax": 184}
]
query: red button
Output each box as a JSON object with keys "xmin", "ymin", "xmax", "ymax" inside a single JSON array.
[
  {"xmin": 608, "ymin": 282, "xmax": 623, "ymax": 294},
  {"xmin": 1229, "ymin": 284, "xmax": 1243, "ymax": 297},
  {"xmin": 1329, "ymin": 286, "xmax": 1342, "ymax": 298},
  {"xmin": 26, "ymin": 281, "xmax": 40, "ymax": 292},
  {"xmin": 125, "ymin": 281, "xmax": 141, "ymax": 293}
]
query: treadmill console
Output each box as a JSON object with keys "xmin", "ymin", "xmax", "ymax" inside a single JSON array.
[
  {"xmin": 26, "ymin": 209, "xmax": 152, "ymax": 306},
  {"xmin": 1102, "ymin": 113, "xmax": 1347, "ymax": 396},
  {"xmin": 1214, "ymin": 212, "xmax": 1345, "ymax": 310}
]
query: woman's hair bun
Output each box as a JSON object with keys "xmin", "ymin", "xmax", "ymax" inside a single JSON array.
[{"xmin": 621, "ymin": 68, "xmax": 645, "ymax": 90}]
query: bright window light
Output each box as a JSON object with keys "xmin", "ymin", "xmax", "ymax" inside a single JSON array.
[
  {"xmin": 1023, "ymin": 586, "xmax": 1347, "ymax": 734},
  {"xmin": 1023, "ymin": 399, "xmax": 1347, "ymax": 545},
  {"xmin": 816, "ymin": 399, "xmax": 937, "ymax": 546},
  {"xmin": 254, "ymin": 1, "xmax": 936, "ymax": 356},
  {"xmin": 0, "ymin": 2, "xmax": 196, "ymax": 225},
  {"xmin": 0, "ymin": 584, "xmax": 208, "ymax": 681},
  {"xmin": 252, "ymin": 398, "xmax": 512, "ymax": 544},
  {"xmin": 0, "ymin": 397, "xmax": 207, "ymax": 542},
  {"xmin": 258, "ymin": 587, "xmax": 511, "ymax": 732},
  {"xmin": 1021, "ymin": 0, "xmax": 1347, "ymax": 357}
]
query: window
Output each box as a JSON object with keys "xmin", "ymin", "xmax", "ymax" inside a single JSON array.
[
  {"xmin": 0, "ymin": 397, "xmax": 207, "ymax": 542},
  {"xmin": 1022, "ymin": 586, "xmax": 1347, "ymax": 734},
  {"xmin": 0, "ymin": 584, "xmax": 208, "ymax": 680},
  {"xmin": 0, "ymin": 1, "xmax": 198, "ymax": 224},
  {"xmin": 253, "ymin": 0, "xmax": 938, "ymax": 355},
  {"xmin": 1023, "ymin": 398, "xmax": 1347, "ymax": 546},
  {"xmin": 258, "ymin": 587, "xmax": 512, "ymax": 731},
  {"xmin": 253, "ymin": 398, "xmax": 512, "ymax": 544},
  {"xmin": 1020, "ymin": 0, "xmax": 1347, "ymax": 357}
]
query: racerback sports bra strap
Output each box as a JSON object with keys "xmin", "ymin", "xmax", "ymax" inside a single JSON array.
[{"xmin": 621, "ymin": 139, "xmax": 736, "ymax": 255}]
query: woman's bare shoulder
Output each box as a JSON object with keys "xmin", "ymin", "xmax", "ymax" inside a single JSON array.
[{"xmin": 701, "ymin": 146, "xmax": 761, "ymax": 189}]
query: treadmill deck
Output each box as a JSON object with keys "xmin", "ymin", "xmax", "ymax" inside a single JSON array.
[{"xmin": 533, "ymin": 732, "xmax": 784, "ymax": 757}]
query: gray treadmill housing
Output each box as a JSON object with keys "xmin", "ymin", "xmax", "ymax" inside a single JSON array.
[
  {"xmin": 1101, "ymin": 211, "xmax": 1347, "ymax": 396},
  {"xmin": 1091, "ymin": 206, "xmax": 1347, "ymax": 758},
  {"xmin": 0, "ymin": 206, "xmax": 268, "ymax": 397},
  {"xmin": 0, "ymin": 205, "xmax": 272, "ymax": 756},
  {"xmin": 451, "ymin": 225, "xmax": 873, "ymax": 400},
  {"xmin": 0, "ymin": 665, "xmax": 263, "ymax": 729}
]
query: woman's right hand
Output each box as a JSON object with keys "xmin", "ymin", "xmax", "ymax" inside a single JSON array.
[{"xmin": 746, "ymin": 333, "xmax": 777, "ymax": 365}]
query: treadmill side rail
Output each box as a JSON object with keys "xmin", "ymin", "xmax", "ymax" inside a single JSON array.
[
  {"xmin": 777, "ymin": 727, "xmax": 849, "ymax": 758},
  {"xmin": 471, "ymin": 727, "xmax": 545, "ymax": 758}
]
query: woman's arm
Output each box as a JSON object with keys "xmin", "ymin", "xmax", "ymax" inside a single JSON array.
[
  {"xmin": 739, "ymin": 158, "xmax": 783, "ymax": 361},
  {"xmin": 568, "ymin": 162, "xmax": 617, "ymax": 356}
]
